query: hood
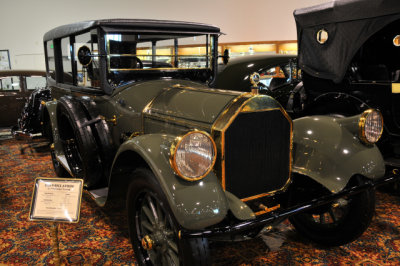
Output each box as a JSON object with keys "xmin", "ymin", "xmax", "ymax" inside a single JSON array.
[{"xmin": 143, "ymin": 82, "xmax": 241, "ymax": 128}]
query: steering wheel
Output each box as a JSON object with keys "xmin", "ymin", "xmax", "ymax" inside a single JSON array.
[
  {"xmin": 258, "ymin": 82, "xmax": 267, "ymax": 88},
  {"xmin": 134, "ymin": 57, "xmax": 143, "ymax": 69}
]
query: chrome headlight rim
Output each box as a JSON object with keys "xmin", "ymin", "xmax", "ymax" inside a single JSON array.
[
  {"xmin": 358, "ymin": 109, "xmax": 383, "ymax": 145},
  {"xmin": 170, "ymin": 130, "xmax": 217, "ymax": 181}
]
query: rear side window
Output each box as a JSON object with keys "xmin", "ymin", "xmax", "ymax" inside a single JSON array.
[
  {"xmin": 61, "ymin": 37, "xmax": 73, "ymax": 84},
  {"xmin": 0, "ymin": 76, "xmax": 21, "ymax": 91},
  {"xmin": 46, "ymin": 41, "xmax": 56, "ymax": 80},
  {"xmin": 26, "ymin": 76, "xmax": 46, "ymax": 90},
  {"xmin": 259, "ymin": 62, "xmax": 297, "ymax": 90}
]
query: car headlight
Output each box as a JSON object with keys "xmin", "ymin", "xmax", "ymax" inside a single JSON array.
[
  {"xmin": 359, "ymin": 109, "xmax": 383, "ymax": 144},
  {"xmin": 170, "ymin": 131, "xmax": 217, "ymax": 181}
]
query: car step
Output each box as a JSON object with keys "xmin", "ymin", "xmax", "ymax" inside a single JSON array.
[
  {"xmin": 88, "ymin": 187, "xmax": 108, "ymax": 206},
  {"xmin": 56, "ymin": 154, "xmax": 73, "ymax": 176}
]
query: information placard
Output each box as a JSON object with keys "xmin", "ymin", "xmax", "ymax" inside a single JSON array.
[{"xmin": 29, "ymin": 178, "xmax": 83, "ymax": 223}]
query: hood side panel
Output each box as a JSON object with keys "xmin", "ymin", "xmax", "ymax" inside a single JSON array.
[{"xmin": 146, "ymin": 84, "xmax": 239, "ymax": 124}]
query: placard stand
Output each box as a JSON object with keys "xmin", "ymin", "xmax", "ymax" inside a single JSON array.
[
  {"xmin": 29, "ymin": 178, "xmax": 83, "ymax": 265},
  {"xmin": 50, "ymin": 222, "xmax": 61, "ymax": 266}
]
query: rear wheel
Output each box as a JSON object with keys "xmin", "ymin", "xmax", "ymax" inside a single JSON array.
[
  {"xmin": 127, "ymin": 168, "xmax": 210, "ymax": 266},
  {"xmin": 288, "ymin": 176, "xmax": 375, "ymax": 246}
]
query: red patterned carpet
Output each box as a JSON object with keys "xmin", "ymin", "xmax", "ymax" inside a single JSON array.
[{"xmin": 1, "ymin": 136, "xmax": 400, "ymax": 265}]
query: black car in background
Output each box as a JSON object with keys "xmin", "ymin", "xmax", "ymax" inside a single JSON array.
[
  {"xmin": 216, "ymin": 54, "xmax": 300, "ymax": 112},
  {"xmin": 0, "ymin": 70, "xmax": 46, "ymax": 127},
  {"xmin": 294, "ymin": 0, "xmax": 400, "ymax": 169}
]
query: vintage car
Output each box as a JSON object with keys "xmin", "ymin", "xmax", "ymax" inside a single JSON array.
[
  {"xmin": 216, "ymin": 54, "xmax": 299, "ymax": 111},
  {"xmin": 40, "ymin": 19, "xmax": 396, "ymax": 265},
  {"xmin": 294, "ymin": 0, "xmax": 400, "ymax": 171},
  {"xmin": 0, "ymin": 70, "xmax": 46, "ymax": 127}
]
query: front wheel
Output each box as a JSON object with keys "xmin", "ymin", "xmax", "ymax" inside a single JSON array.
[
  {"xmin": 288, "ymin": 176, "xmax": 375, "ymax": 246},
  {"xmin": 127, "ymin": 168, "xmax": 210, "ymax": 266}
]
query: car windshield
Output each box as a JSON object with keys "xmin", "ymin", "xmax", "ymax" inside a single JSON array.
[
  {"xmin": 104, "ymin": 32, "xmax": 215, "ymax": 86},
  {"xmin": 259, "ymin": 62, "xmax": 299, "ymax": 90}
]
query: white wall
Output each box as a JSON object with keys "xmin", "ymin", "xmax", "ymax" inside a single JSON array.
[{"xmin": 0, "ymin": 0, "xmax": 330, "ymax": 70}]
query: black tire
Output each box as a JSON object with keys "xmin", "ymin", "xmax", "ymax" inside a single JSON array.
[
  {"xmin": 288, "ymin": 176, "xmax": 375, "ymax": 246},
  {"xmin": 127, "ymin": 168, "xmax": 210, "ymax": 266},
  {"xmin": 79, "ymin": 98, "xmax": 115, "ymax": 179},
  {"xmin": 57, "ymin": 97, "xmax": 104, "ymax": 188}
]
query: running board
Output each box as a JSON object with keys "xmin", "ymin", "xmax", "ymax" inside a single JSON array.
[{"xmin": 88, "ymin": 187, "xmax": 108, "ymax": 206}]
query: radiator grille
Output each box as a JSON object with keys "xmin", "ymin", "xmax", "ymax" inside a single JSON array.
[{"xmin": 224, "ymin": 109, "xmax": 291, "ymax": 200}]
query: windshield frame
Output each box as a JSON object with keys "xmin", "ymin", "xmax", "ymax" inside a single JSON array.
[{"xmin": 100, "ymin": 29, "xmax": 219, "ymax": 89}]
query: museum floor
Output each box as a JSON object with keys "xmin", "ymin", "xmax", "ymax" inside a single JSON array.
[{"xmin": 1, "ymin": 134, "xmax": 400, "ymax": 265}]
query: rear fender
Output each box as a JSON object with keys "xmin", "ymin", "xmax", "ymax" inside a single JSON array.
[
  {"xmin": 292, "ymin": 114, "xmax": 385, "ymax": 193},
  {"xmin": 44, "ymin": 101, "xmax": 63, "ymax": 155},
  {"xmin": 109, "ymin": 133, "xmax": 229, "ymax": 230}
]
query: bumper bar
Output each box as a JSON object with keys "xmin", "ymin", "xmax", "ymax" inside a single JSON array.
[
  {"xmin": 181, "ymin": 174, "xmax": 399, "ymax": 238},
  {"xmin": 12, "ymin": 130, "xmax": 42, "ymax": 140}
]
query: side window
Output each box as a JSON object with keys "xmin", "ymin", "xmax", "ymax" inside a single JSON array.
[
  {"xmin": 177, "ymin": 35, "xmax": 211, "ymax": 68},
  {"xmin": 0, "ymin": 76, "xmax": 21, "ymax": 91},
  {"xmin": 25, "ymin": 76, "xmax": 46, "ymax": 90},
  {"xmin": 259, "ymin": 66, "xmax": 285, "ymax": 89},
  {"xmin": 61, "ymin": 37, "xmax": 73, "ymax": 84},
  {"xmin": 46, "ymin": 41, "xmax": 56, "ymax": 80},
  {"xmin": 259, "ymin": 63, "xmax": 295, "ymax": 90},
  {"xmin": 75, "ymin": 31, "xmax": 99, "ymax": 88}
]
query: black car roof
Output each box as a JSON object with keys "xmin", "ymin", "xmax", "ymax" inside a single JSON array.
[
  {"xmin": 294, "ymin": 0, "xmax": 400, "ymax": 83},
  {"xmin": 295, "ymin": 0, "xmax": 400, "ymax": 27},
  {"xmin": 220, "ymin": 54, "xmax": 295, "ymax": 72},
  {"xmin": 43, "ymin": 19, "xmax": 221, "ymax": 41}
]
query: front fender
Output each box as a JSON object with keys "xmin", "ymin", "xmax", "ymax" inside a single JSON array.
[
  {"xmin": 110, "ymin": 133, "xmax": 229, "ymax": 230},
  {"xmin": 292, "ymin": 115, "xmax": 385, "ymax": 192}
]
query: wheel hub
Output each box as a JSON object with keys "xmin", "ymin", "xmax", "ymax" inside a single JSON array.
[
  {"xmin": 142, "ymin": 225, "xmax": 174, "ymax": 251},
  {"xmin": 141, "ymin": 235, "xmax": 154, "ymax": 250}
]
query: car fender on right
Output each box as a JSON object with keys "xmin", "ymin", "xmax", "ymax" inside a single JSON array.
[
  {"xmin": 292, "ymin": 113, "xmax": 385, "ymax": 193},
  {"xmin": 294, "ymin": 0, "xmax": 400, "ymax": 169}
]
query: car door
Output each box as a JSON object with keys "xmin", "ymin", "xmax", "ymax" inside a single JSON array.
[{"xmin": 0, "ymin": 75, "xmax": 25, "ymax": 127}]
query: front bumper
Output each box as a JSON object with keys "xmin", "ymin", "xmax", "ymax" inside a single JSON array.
[{"xmin": 180, "ymin": 174, "xmax": 399, "ymax": 238}]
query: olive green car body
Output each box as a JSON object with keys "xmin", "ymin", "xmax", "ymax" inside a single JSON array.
[
  {"xmin": 41, "ymin": 19, "xmax": 386, "ymax": 238},
  {"xmin": 45, "ymin": 77, "xmax": 385, "ymax": 230}
]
